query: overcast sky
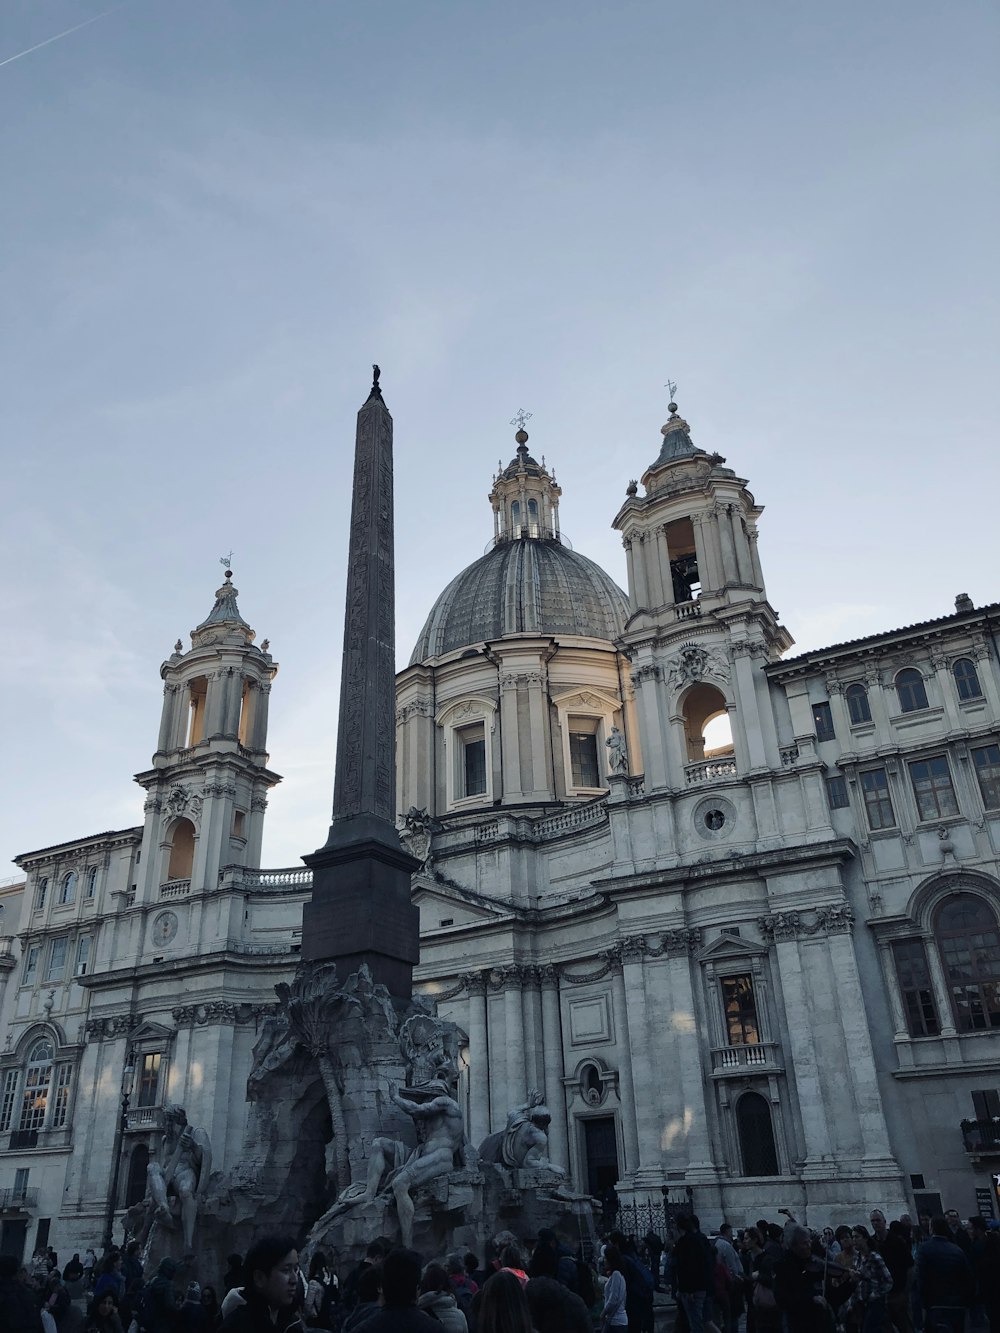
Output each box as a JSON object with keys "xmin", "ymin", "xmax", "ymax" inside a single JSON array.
[{"xmin": 2, "ymin": 0, "xmax": 997, "ymax": 878}]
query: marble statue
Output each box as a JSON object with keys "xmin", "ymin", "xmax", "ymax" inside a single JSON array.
[
  {"xmin": 606, "ymin": 724, "xmax": 628, "ymax": 774},
  {"xmin": 478, "ymin": 1090, "xmax": 565, "ymax": 1177},
  {"xmin": 138, "ymin": 1104, "xmax": 212, "ymax": 1254}
]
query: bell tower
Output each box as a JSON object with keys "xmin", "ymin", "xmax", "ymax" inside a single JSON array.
[
  {"xmin": 612, "ymin": 398, "xmax": 793, "ymax": 787},
  {"xmin": 132, "ymin": 569, "xmax": 281, "ymax": 904}
]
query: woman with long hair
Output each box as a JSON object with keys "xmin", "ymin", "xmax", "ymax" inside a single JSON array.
[
  {"xmin": 86, "ymin": 1290, "xmax": 125, "ymax": 1333},
  {"xmin": 600, "ymin": 1246, "xmax": 629, "ymax": 1331},
  {"xmin": 478, "ymin": 1270, "xmax": 535, "ymax": 1333}
]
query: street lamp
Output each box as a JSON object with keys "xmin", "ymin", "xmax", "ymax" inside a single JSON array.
[{"xmin": 102, "ymin": 1049, "xmax": 136, "ymax": 1253}]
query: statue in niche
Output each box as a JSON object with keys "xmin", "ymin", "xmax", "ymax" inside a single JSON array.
[
  {"xmin": 479, "ymin": 1090, "xmax": 565, "ymax": 1177},
  {"xmin": 606, "ymin": 725, "xmax": 628, "ymax": 775},
  {"xmin": 136, "ymin": 1104, "xmax": 212, "ymax": 1255}
]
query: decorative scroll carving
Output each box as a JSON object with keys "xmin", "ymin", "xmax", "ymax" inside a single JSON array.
[
  {"xmin": 758, "ymin": 903, "xmax": 854, "ymax": 940},
  {"xmin": 665, "ymin": 643, "xmax": 729, "ymax": 689},
  {"xmin": 86, "ymin": 1013, "xmax": 142, "ymax": 1040},
  {"xmin": 630, "ymin": 663, "xmax": 663, "ymax": 688}
]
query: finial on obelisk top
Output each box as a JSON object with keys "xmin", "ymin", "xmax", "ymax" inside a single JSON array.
[{"xmin": 366, "ymin": 363, "xmax": 383, "ymax": 403}]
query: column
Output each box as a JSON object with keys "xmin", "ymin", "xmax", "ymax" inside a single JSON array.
[
  {"xmin": 621, "ymin": 944, "xmax": 666, "ymax": 1184},
  {"xmin": 732, "ymin": 646, "xmax": 767, "ymax": 768},
  {"xmin": 865, "ymin": 667, "xmax": 893, "ymax": 733},
  {"xmin": 649, "ymin": 528, "xmax": 668, "ymax": 607},
  {"xmin": 251, "ymin": 681, "xmax": 271, "ymax": 751},
  {"xmin": 729, "ymin": 506, "xmax": 754, "ymax": 584},
  {"xmin": 204, "ymin": 671, "xmax": 227, "ymax": 737},
  {"xmin": 631, "ymin": 665, "xmax": 669, "ymax": 789},
  {"xmin": 876, "ymin": 940, "xmax": 911, "ymax": 1043},
  {"xmin": 540, "ymin": 967, "xmax": 569, "ymax": 1172},
  {"xmin": 691, "ymin": 514, "xmax": 719, "ymax": 593},
  {"xmin": 746, "ymin": 524, "xmax": 765, "ymax": 589},
  {"xmin": 663, "ymin": 943, "xmax": 717, "ymax": 1179},
  {"xmin": 633, "ymin": 533, "xmax": 651, "ymax": 609},
  {"xmin": 930, "ymin": 652, "xmax": 963, "ymax": 731},
  {"xmin": 610, "ymin": 962, "xmax": 641, "ymax": 1178},
  {"xmin": 526, "ymin": 675, "xmax": 549, "ymax": 798},
  {"xmin": 465, "ymin": 974, "xmax": 490, "ymax": 1147},
  {"xmin": 827, "ymin": 679, "xmax": 852, "ymax": 741},
  {"xmin": 715, "ymin": 504, "xmax": 737, "ymax": 583},
  {"xmin": 157, "ymin": 684, "xmax": 179, "ymax": 751},
  {"xmin": 622, "ymin": 537, "xmax": 637, "ymax": 603},
  {"xmin": 922, "ymin": 931, "xmax": 958, "ymax": 1038},
  {"xmin": 498, "ymin": 672, "xmax": 521, "ymax": 799},
  {"xmin": 503, "ymin": 967, "xmax": 526, "ymax": 1100},
  {"xmin": 770, "ymin": 933, "xmax": 833, "ymax": 1170}
]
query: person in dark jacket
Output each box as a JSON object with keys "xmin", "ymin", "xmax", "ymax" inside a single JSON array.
[
  {"xmin": 772, "ymin": 1227, "xmax": 828, "ymax": 1333},
  {"xmin": 0, "ymin": 1254, "xmax": 44, "ymax": 1333},
  {"xmin": 916, "ymin": 1218, "xmax": 974, "ymax": 1326},
  {"xmin": 348, "ymin": 1250, "xmax": 441, "ymax": 1333},
  {"xmin": 139, "ymin": 1258, "xmax": 180, "ymax": 1333},
  {"xmin": 220, "ymin": 1240, "xmax": 302, "ymax": 1333},
  {"xmin": 672, "ymin": 1216, "xmax": 715, "ymax": 1333}
]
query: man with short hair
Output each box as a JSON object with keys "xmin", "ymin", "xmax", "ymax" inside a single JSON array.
[
  {"xmin": 944, "ymin": 1210, "xmax": 972, "ymax": 1256},
  {"xmin": 220, "ymin": 1237, "xmax": 302, "ymax": 1333},
  {"xmin": 870, "ymin": 1211, "xmax": 889, "ymax": 1252},
  {"xmin": 352, "ymin": 1250, "xmax": 441, "ymax": 1332},
  {"xmin": 915, "ymin": 1217, "xmax": 974, "ymax": 1329},
  {"xmin": 773, "ymin": 1226, "xmax": 827, "ymax": 1333},
  {"xmin": 672, "ymin": 1216, "xmax": 714, "ymax": 1333}
]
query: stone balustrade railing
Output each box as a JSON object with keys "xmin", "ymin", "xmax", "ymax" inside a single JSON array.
[
  {"xmin": 684, "ymin": 758, "xmax": 738, "ymax": 784},
  {"xmin": 159, "ymin": 878, "xmax": 192, "ymax": 899},
  {"xmin": 674, "ymin": 599, "xmax": 702, "ymax": 620},
  {"xmin": 219, "ymin": 866, "xmax": 313, "ymax": 891},
  {"xmin": 710, "ymin": 1041, "xmax": 781, "ymax": 1074}
]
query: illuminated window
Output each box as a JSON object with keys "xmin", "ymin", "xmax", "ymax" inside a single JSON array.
[
  {"xmin": 137, "ymin": 1053, "xmax": 162, "ymax": 1108},
  {"xmin": 18, "ymin": 1040, "xmax": 53, "ymax": 1133},
  {"xmin": 721, "ymin": 975, "xmax": 760, "ymax": 1045}
]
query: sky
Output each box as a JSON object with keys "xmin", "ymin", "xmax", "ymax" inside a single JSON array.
[{"xmin": 1, "ymin": 0, "xmax": 997, "ymax": 878}]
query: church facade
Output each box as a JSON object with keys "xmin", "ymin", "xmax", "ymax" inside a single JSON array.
[{"xmin": 1, "ymin": 403, "xmax": 999, "ymax": 1260}]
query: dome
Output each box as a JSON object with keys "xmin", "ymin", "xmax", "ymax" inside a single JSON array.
[{"xmin": 410, "ymin": 538, "xmax": 629, "ymax": 664}]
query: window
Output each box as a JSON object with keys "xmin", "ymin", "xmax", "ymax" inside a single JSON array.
[
  {"xmin": 936, "ymin": 895, "xmax": 1000, "ymax": 1032},
  {"xmin": 569, "ymin": 731, "xmax": 601, "ymax": 788},
  {"xmin": 457, "ymin": 724, "xmax": 487, "ymax": 797},
  {"xmin": 18, "ymin": 1040, "xmax": 53, "ymax": 1132},
  {"xmin": 527, "ymin": 498, "xmax": 539, "ymax": 537},
  {"xmin": 137, "ymin": 1053, "xmax": 162, "ymax": 1108},
  {"xmin": 909, "ymin": 755, "xmax": 959, "ymax": 821},
  {"xmin": 74, "ymin": 937, "xmax": 91, "ymax": 977},
  {"xmin": 85, "ymin": 867, "xmax": 98, "ymax": 898},
  {"xmin": 186, "ymin": 676, "xmax": 209, "ymax": 746},
  {"xmin": 721, "ymin": 975, "xmax": 760, "ymax": 1045},
  {"xmin": 891, "ymin": 940, "xmax": 940, "ymax": 1036},
  {"xmin": 953, "ymin": 658, "xmax": 983, "ymax": 701},
  {"xmin": 45, "ymin": 938, "xmax": 68, "ymax": 982},
  {"xmin": 50, "ymin": 1064, "xmax": 72, "ymax": 1129},
  {"xmin": 58, "ymin": 872, "xmax": 76, "ymax": 906},
  {"xmin": 826, "ymin": 775, "xmax": 849, "ymax": 810},
  {"xmin": 972, "ymin": 1089, "xmax": 1000, "ymax": 1121},
  {"xmin": 232, "ymin": 810, "xmax": 246, "ymax": 839},
  {"xmin": 972, "ymin": 745, "xmax": 1000, "ymax": 811},
  {"xmin": 861, "ymin": 768, "xmax": 895, "ymax": 830},
  {"xmin": 812, "ymin": 702, "xmax": 835, "ymax": 742},
  {"xmin": 736, "ymin": 1091, "xmax": 779, "ymax": 1176},
  {"xmin": 0, "ymin": 1069, "xmax": 17, "ymax": 1132},
  {"xmin": 34, "ymin": 878, "xmax": 47, "ymax": 912},
  {"xmin": 22, "ymin": 944, "xmax": 40, "ymax": 987},
  {"xmin": 13, "ymin": 1168, "xmax": 29, "ymax": 1201},
  {"xmin": 846, "ymin": 683, "xmax": 872, "ymax": 726},
  {"xmin": 510, "ymin": 500, "xmax": 521, "ymax": 534},
  {"xmin": 125, "ymin": 1144, "xmax": 150, "ymax": 1207},
  {"xmin": 896, "ymin": 668, "xmax": 929, "ymax": 713}
]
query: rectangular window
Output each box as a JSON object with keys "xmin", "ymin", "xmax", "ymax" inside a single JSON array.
[
  {"xmin": 45, "ymin": 937, "xmax": 68, "ymax": 982},
  {"xmin": 812, "ymin": 701, "xmax": 835, "ymax": 742},
  {"xmin": 569, "ymin": 732, "xmax": 601, "ymax": 788},
  {"xmin": 0, "ymin": 1069, "xmax": 18, "ymax": 1133},
  {"xmin": 861, "ymin": 768, "xmax": 896, "ymax": 830},
  {"xmin": 86, "ymin": 867, "xmax": 97, "ymax": 898},
  {"xmin": 973, "ymin": 745, "xmax": 1000, "ymax": 811},
  {"xmin": 826, "ymin": 775, "xmax": 849, "ymax": 810},
  {"xmin": 892, "ymin": 940, "xmax": 940, "ymax": 1037},
  {"xmin": 34, "ymin": 879, "xmax": 47, "ymax": 912},
  {"xmin": 972, "ymin": 1089, "xmax": 1000, "ymax": 1121},
  {"xmin": 13, "ymin": 1168, "xmax": 29, "ymax": 1200},
  {"xmin": 22, "ymin": 944, "xmax": 40, "ymax": 987},
  {"xmin": 460, "ymin": 730, "xmax": 487, "ymax": 797},
  {"xmin": 909, "ymin": 755, "xmax": 959, "ymax": 821},
  {"xmin": 137, "ymin": 1053, "xmax": 162, "ymax": 1108},
  {"xmin": 232, "ymin": 810, "xmax": 246, "ymax": 838},
  {"xmin": 75, "ymin": 937, "xmax": 91, "ymax": 976},
  {"xmin": 50, "ymin": 1065, "xmax": 72, "ymax": 1129},
  {"xmin": 19, "ymin": 1064, "xmax": 50, "ymax": 1133},
  {"xmin": 721, "ymin": 974, "xmax": 761, "ymax": 1045}
]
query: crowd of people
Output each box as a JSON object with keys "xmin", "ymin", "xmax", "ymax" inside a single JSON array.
[{"xmin": 0, "ymin": 1206, "xmax": 995, "ymax": 1333}]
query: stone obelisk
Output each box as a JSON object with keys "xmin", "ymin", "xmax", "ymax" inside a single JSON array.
[{"xmin": 301, "ymin": 367, "xmax": 420, "ymax": 997}]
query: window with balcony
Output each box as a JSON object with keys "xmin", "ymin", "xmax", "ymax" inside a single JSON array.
[
  {"xmin": 953, "ymin": 658, "xmax": 983, "ymax": 702},
  {"xmin": 972, "ymin": 1089, "xmax": 1000, "ymax": 1120},
  {"xmin": 861, "ymin": 768, "xmax": 895, "ymax": 830},
  {"xmin": 972, "ymin": 745, "xmax": 1000, "ymax": 811},
  {"xmin": 721, "ymin": 975, "xmax": 761, "ymax": 1045},
  {"xmin": 896, "ymin": 668, "xmax": 929, "ymax": 713},
  {"xmin": 936, "ymin": 895, "xmax": 1000, "ymax": 1032},
  {"xmin": 137, "ymin": 1052, "xmax": 162, "ymax": 1108},
  {"xmin": 846, "ymin": 683, "xmax": 872, "ymax": 725},
  {"xmin": 812, "ymin": 701, "xmax": 835, "ymax": 742},
  {"xmin": 58, "ymin": 872, "xmax": 76, "ymax": 906},
  {"xmin": 891, "ymin": 940, "xmax": 940, "ymax": 1037},
  {"xmin": 909, "ymin": 755, "xmax": 959, "ymax": 821},
  {"xmin": 45, "ymin": 938, "xmax": 68, "ymax": 982}
]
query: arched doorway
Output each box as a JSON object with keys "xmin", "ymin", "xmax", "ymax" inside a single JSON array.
[
  {"xmin": 682, "ymin": 684, "xmax": 733, "ymax": 762},
  {"xmin": 166, "ymin": 818, "xmax": 196, "ymax": 880},
  {"xmin": 124, "ymin": 1143, "xmax": 149, "ymax": 1207},
  {"xmin": 737, "ymin": 1091, "xmax": 779, "ymax": 1176}
]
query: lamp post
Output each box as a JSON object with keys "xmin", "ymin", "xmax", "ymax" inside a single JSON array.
[{"xmin": 102, "ymin": 1049, "xmax": 136, "ymax": 1253}]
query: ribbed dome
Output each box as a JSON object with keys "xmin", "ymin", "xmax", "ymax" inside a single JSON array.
[{"xmin": 410, "ymin": 539, "xmax": 629, "ymax": 664}]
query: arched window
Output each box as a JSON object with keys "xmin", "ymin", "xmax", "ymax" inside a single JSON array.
[
  {"xmin": 166, "ymin": 818, "xmax": 196, "ymax": 881},
  {"xmin": 682, "ymin": 684, "xmax": 734, "ymax": 769},
  {"xmin": 953, "ymin": 658, "xmax": 983, "ymax": 701},
  {"xmin": 58, "ymin": 872, "xmax": 77, "ymax": 906},
  {"xmin": 936, "ymin": 894, "xmax": 1000, "ymax": 1032},
  {"xmin": 18, "ymin": 1039, "xmax": 53, "ymax": 1133},
  {"xmin": 736, "ymin": 1091, "xmax": 779, "ymax": 1176},
  {"xmin": 846, "ymin": 683, "xmax": 872, "ymax": 725},
  {"xmin": 510, "ymin": 500, "xmax": 521, "ymax": 535},
  {"xmin": 896, "ymin": 668, "xmax": 929, "ymax": 713},
  {"xmin": 86, "ymin": 867, "xmax": 98, "ymax": 898},
  {"xmin": 527, "ymin": 498, "xmax": 539, "ymax": 537},
  {"xmin": 186, "ymin": 676, "xmax": 209, "ymax": 746},
  {"xmin": 34, "ymin": 878, "xmax": 48, "ymax": 911},
  {"xmin": 124, "ymin": 1143, "xmax": 150, "ymax": 1207}
]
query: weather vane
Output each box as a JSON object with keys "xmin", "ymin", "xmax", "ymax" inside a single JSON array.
[
  {"xmin": 510, "ymin": 409, "xmax": 532, "ymax": 432},
  {"xmin": 219, "ymin": 551, "xmax": 233, "ymax": 569},
  {"xmin": 665, "ymin": 379, "xmax": 678, "ymax": 403}
]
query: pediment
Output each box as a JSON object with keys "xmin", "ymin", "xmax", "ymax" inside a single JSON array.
[
  {"xmin": 131, "ymin": 1020, "xmax": 177, "ymax": 1045},
  {"xmin": 550, "ymin": 686, "xmax": 621, "ymax": 713},
  {"xmin": 413, "ymin": 878, "xmax": 511, "ymax": 928},
  {"xmin": 697, "ymin": 931, "xmax": 768, "ymax": 963}
]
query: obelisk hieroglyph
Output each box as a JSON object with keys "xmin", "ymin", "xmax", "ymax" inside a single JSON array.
[{"xmin": 301, "ymin": 367, "xmax": 419, "ymax": 996}]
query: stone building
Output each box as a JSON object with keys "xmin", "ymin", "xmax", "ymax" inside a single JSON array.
[{"xmin": 1, "ymin": 402, "xmax": 999, "ymax": 1259}]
